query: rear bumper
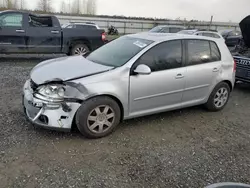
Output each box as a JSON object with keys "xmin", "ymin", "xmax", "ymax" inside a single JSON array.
[
  {"xmin": 23, "ymin": 80, "xmax": 80, "ymax": 132},
  {"xmin": 236, "ymin": 76, "xmax": 250, "ymax": 83}
]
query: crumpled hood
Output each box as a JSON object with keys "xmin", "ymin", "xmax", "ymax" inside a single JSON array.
[
  {"xmin": 240, "ymin": 15, "xmax": 250, "ymax": 48},
  {"xmin": 30, "ymin": 55, "xmax": 113, "ymax": 85}
]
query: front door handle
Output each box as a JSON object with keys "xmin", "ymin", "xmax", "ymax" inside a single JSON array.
[
  {"xmin": 213, "ymin": 68, "xmax": 219, "ymax": 72},
  {"xmin": 175, "ymin": 73, "xmax": 184, "ymax": 79},
  {"xmin": 51, "ymin": 30, "xmax": 59, "ymax": 34},
  {"xmin": 16, "ymin": 29, "xmax": 25, "ymax": 33}
]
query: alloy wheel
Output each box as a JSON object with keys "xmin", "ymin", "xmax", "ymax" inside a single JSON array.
[
  {"xmin": 74, "ymin": 47, "xmax": 88, "ymax": 55},
  {"xmin": 214, "ymin": 87, "xmax": 228, "ymax": 108},
  {"xmin": 87, "ymin": 105, "xmax": 115, "ymax": 134}
]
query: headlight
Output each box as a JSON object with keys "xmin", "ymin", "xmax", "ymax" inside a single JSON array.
[{"xmin": 38, "ymin": 84, "xmax": 65, "ymax": 99}]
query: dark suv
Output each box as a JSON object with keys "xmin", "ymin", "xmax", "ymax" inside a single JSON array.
[{"xmin": 220, "ymin": 29, "xmax": 242, "ymax": 47}]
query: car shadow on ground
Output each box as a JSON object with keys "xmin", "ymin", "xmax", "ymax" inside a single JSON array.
[
  {"xmin": 25, "ymin": 105, "xmax": 203, "ymax": 140},
  {"xmin": 235, "ymin": 82, "xmax": 250, "ymax": 92}
]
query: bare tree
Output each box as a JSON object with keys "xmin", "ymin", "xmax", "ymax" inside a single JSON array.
[
  {"xmin": 4, "ymin": 0, "xmax": 17, "ymax": 8},
  {"xmin": 20, "ymin": 0, "xmax": 25, "ymax": 9},
  {"xmin": 86, "ymin": 0, "xmax": 96, "ymax": 15},
  {"xmin": 60, "ymin": 0, "xmax": 66, "ymax": 13},
  {"xmin": 37, "ymin": 0, "xmax": 52, "ymax": 12},
  {"xmin": 0, "ymin": 0, "xmax": 5, "ymax": 8},
  {"xmin": 71, "ymin": 0, "xmax": 80, "ymax": 14},
  {"xmin": 71, "ymin": 0, "xmax": 88, "ymax": 14}
]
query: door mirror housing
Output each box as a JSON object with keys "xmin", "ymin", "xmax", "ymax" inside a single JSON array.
[{"xmin": 134, "ymin": 64, "xmax": 151, "ymax": 75}]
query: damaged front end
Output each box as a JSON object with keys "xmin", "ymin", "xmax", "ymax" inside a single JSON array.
[{"xmin": 23, "ymin": 79, "xmax": 83, "ymax": 131}]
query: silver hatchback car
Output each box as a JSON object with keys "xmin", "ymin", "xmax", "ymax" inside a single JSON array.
[{"xmin": 23, "ymin": 33, "xmax": 235, "ymax": 138}]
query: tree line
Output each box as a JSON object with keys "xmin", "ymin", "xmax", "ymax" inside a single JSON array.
[{"xmin": 0, "ymin": 0, "xmax": 97, "ymax": 15}]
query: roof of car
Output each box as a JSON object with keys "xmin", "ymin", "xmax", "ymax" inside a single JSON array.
[
  {"xmin": 154, "ymin": 25, "xmax": 185, "ymax": 28},
  {"xmin": 0, "ymin": 10, "xmax": 53, "ymax": 17},
  {"xmin": 71, "ymin": 22, "xmax": 97, "ymax": 25},
  {"xmin": 127, "ymin": 32, "xmax": 221, "ymax": 42}
]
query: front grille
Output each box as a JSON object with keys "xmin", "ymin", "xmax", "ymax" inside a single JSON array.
[{"xmin": 30, "ymin": 79, "xmax": 38, "ymax": 91}]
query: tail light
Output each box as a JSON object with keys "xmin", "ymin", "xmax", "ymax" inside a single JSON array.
[
  {"xmin": 233, "ymin": 59, "xmax": 237, "ymax": 72},
  {"xmin": 102, "ymin": 32, "xmax": 106, "ymax": 41}
]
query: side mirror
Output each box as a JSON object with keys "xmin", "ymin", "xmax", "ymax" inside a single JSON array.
[{"xmin": 134, "ymin": 64, "xmax": 151, "ymax": 75}]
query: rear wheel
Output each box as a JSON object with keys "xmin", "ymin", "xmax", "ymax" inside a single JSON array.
[
  {"xmin": 70, "ymin": 43, "xmax": 89, "ymax": 56},
  {"xmin": 205, "ymin": 82, "xmax": 230, "ymax": 111},
  {"xmin": 76, "ymin": 96, "xmax": 121, "ymax": 138}
]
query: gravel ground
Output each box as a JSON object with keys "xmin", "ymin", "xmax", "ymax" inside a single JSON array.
[{"xmin": 0, "ymin": 56, "xmax": 250, "ymax": 188}]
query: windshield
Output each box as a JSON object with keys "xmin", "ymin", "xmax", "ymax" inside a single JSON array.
[
  {"xmin": 86, "ymin": 36, "xmax": 153, "ymax": 67},
  {"xmin": 149, "ymin": 26, "xmax": 163, "ymax": 33}
]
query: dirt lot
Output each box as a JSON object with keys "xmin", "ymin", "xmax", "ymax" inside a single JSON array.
[{"xmin": 0, "ymin": 56, "xmax": 250, "ymax": 188}]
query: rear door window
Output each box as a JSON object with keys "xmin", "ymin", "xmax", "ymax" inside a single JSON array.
[
  {"xmin": 29, "ymin": 15, "xmax": 53, "ymax": 27},
  {"xmin": 186, "ymin": 40, "xmax": 221, "ymax": 66},
  {"xmin": 210, "ymin": 41, "xmax": 221, "ymax": 61},
  {"xmin": 187, "ymin": 40, "xmax": 211, "ymax": 65}
]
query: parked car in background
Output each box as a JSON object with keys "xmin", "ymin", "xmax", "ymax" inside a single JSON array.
[
  {"xmin": 149, "ymin": 25, "xmax": 185, "ymax": 33},
  {"xmin": 0, "ymin": 10, "xmax": 105, "ymax": 55},
  {"xmin": 62, "ymin": 22, "xmax": 107, "ymax": 44},
  {"xmin": 219, "ymin": 29, "xmax": 242, "ymax": 47},
  {"xmin": 231, "ymin": 15, "xmax": 250, "ymax": 83},
  {"xmin": 178, "ymin": 29, "xmax": 223, "ymax": 39},
  {"xmin": 23, "ymin": 32, "xmax": 235, "ymax": 138},
  {"xmin": 62, "ymin": 22, "xmax": 101, "ymax": 30},
  {"xmin": 205, "ymin": 182, "xmax": 250, "ymax": 188}
]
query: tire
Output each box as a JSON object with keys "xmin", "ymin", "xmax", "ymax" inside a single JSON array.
[
  {"xmin": 76, "ymin": 96, "xmax": 121, "ymax": 139},
  {"xmin": 70, "ymin": 43, "xmax": 89, "ymax": 56},
  {"xmin": 205, "ymin": 82, "xmax": 231, "ymax": 112}
]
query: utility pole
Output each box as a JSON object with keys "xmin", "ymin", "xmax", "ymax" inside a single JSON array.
[{"xmin": 209, "ymin": 15, "xmax": 213, "ymax": 30}]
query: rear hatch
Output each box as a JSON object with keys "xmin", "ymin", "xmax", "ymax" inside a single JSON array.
[
  {"xmin": 234, "ymin": 56, "xmax": 250, "ymax": 81},
  {"xmin": 240, "ymin": 15, "xmax": 250, "ymax": 48}
]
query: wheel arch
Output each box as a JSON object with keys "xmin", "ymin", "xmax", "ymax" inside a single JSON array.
[
  {"xmin": 206, "ymin": 80, "xmax": 233, "ymax": 104},
  {"xmin": 94, "ymin": 94, "xmax": 124, "ymax": 122},
  {"xmin": 77, "ymin": 94, "xmax": 125, "ymax": 122},
  {"xmin": 222, "ymin": 80, "xmax": 233, "ymax": 91}
]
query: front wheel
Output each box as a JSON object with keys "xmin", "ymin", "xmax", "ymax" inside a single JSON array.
[
  {"xmin": 76, "ymin": 96, "xmax": 121, "ymax": 139},
  {"xmin": 205, "ymin": 82, "xmax": 230, "ymax": 112}
]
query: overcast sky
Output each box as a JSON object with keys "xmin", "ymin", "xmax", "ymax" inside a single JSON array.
[{"xmin": 27, "ymin": 0, "xmax": 250, "ymax": 22}]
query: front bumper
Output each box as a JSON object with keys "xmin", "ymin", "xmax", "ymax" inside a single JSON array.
[{"xmin": 23, "ymin": 80, "xmax": 81, "ymax": 132}]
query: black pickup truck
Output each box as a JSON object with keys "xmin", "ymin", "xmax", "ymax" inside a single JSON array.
[
  {"xmin": 232, "ymin": 15, "xmax": 250, "ymax": 83},
  {"xmin": 0, "ymin": 10, "xmax": 105, "ymax": 55}
]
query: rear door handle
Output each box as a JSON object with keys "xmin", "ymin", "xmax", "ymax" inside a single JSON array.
[
  {"xmin": 16, "ymin": 29, "xmax": 25, "ymax": 33},
  {"xmin": 213, "ymin": 68, "xmax": 219, "ymax": 72},
  {"xmin": 51, "ymin": 30, "xmax": 59, "ymax": 34},
  {"xmin": 175, "ymin": 73, "xmax": 184, "ymax": 79}
]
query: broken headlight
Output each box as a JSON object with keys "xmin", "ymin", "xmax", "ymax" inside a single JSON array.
[{"xmin": 37, "ymin": 85, "xmax": 65, "ymax": 100}]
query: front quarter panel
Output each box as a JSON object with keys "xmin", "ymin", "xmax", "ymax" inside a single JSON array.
[{"xmin": 70, "ymin": 67, "xmax": 130, "ymax": 118}]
